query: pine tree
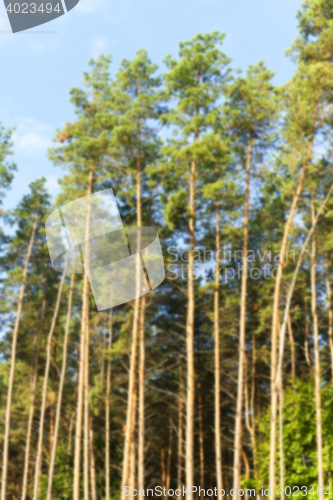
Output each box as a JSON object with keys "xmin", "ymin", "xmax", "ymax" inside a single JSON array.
[{"xmin": 160, "ymin": 32, "xmax": 230, "ymax": 490}]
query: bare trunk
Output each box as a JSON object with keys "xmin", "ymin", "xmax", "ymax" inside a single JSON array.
[
  {"xmin": 166, "ymin": 421, "xmax": 173, "ymax": 499},
  {"xmin": 324, "ymin": 258, "xmax": 333, "ymax": 383},
  {"xmin": 138, "ymin": 295, "xmax": 146, "ymax": 492},
  {"xmin": 1, "ymin": 208, "xmax": 39, "ymax": 500},
  {"xmin": 305, "ymin": 304, "xmax": 311, "ymax": 368},
  {"xmin": 233, "ymin": 137, "xmax": 252, "ymax": 497},
  {"xmin": 186, "ymin": 156, "xmax": 196, "ymax": 491},
  {"xmin": 21, "ymin": 293, "xmax": 47, "ymax": 500},
  {"xmin": 105, "ymin": 309, "xmax": 113, "ymax": 500},
  {"xmin": 50, "ymin": 330, "xmax": 58, "ymax": 454},
  {"xmin": 279, "ymin": 379, "xmax": 284, "ymax": 500},
  {"xmin": 47, "ymin": 273, "xmax": 75, "ymax": 500},
  {"xmin": 84, "ymin": 287, "xmax": 90, "ymax": 500},
  {"xmin": 121, "ymin": 160, "xmax": 142, "ymax": 497},
  {"xmin": 214, "ymin": 203, "xmax": 223, "ymax": 491},
  {"xmin": 287, "ymin": 315, "xmax": 296, "ymax": 383},
  {"xmin": 89, "ymin": 411, "xmax": 98, "ymax": 500},
  {"xmin": 198, "ymin": 382, "xmax": 204, "ymax": 488},
  {"xmin": 244, "ymin": 351, "xmax": 257, "ymax": 482},
  {"xmin": 129, "ymin": 375, "xmax": 138, "ymax": 492},
  {"xmin": 178, "ymin": 358, "xmax": 183, "ymax": 492},
  {"xmin": 161, "ymin": 444, "xmax": 166, "ymax": 492},
  {"xmin": 32, "ymin": 262, "xmax": 68, "ymax": 500},
  {"xmin": 310, "ymin": 192, "xmax": 324, "ymax": 487},
  {"xmin": 74, "ymin": 168, "xmax": 94, "ymax": 500}
]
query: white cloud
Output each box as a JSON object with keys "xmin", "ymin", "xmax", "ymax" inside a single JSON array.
[
  {"xmin": 90, "ymin": 36, "xmax": 108, "ymax": 58},
  {"xmin": 13, "ymin": 119, "xmax": 53, "ymax": 156},
  {"xmin": 76, "ymin": 0, "xmax": 107, "ymax": 14}
]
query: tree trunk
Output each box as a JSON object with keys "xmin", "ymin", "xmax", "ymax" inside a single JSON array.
[
  {"xmin": 105, "ymin": 309, "xmax": 113, "ymax": 500},
  {"xmin": 287, "ymin": 315, "xmax": 296, "ymax": 383},
  {"xmin": 89, "ymin": 411, "xmax": 98, "ymax": 500},
  {"xmin": 324, "ymin": 258, "xmax": 333, "ymax": 383},
  {"xmin": 161, "ymin": 443, "xmax": 166, "ymax": 492},
  {"xmin": 138, "ymin": 295, "xmax": 146, "ymax": 492},
  {"xmin": 129, "ymin": 375, "xmax": 138, "ymax": 492},
  {"xmin": 50, "ymin": 330, "xmax": 58, "ymax": 454},
  {"xmin": 198, "ymin": 382, "xmax": 204, "ymax": 488},
  {"xmin": 84, "ymin": 289, "xmax": 90, "ymax": 500},
  {"xmin": 121, "ymin": 146, "xmax": 142, "ymax": 497},
  {"xmin": 1, "ymin": 207, "xmax": 39, "ymax": 500},
  {"xmin": 310, "ymin": 192, "xmax": 324, "ymax": 487},
  {"xmin": 214, "ymin": 203, "xmax": 223, "ymax": 492},
  {"xmin": 21, "ymin": 291, "xmax": 47, "ymax": 500},
  {"xmin": 178, "ymin": 357, "xmax": 183, "ymax": 492},
  {"xmin": 166, "ymin": 421, "xmax": 173, "ymax": 499},
  {"xmin": 32, "ymin": 262, "xmax": 68, "ymax": 500},
  {"xmin": 186, "ymin": 156, "xmax": 196, "ymax": 492},
  {"xmin": 279, "ymin": 379, "xmax": 284, "ymax": 500},
  {"xmin": 74, "ymin": 168, "xmax": 94, "ymax": 500},
  {"xmin": 47, "ymin": 273, "xmax": 75, "ymax": 500},
  {"xmin": 233, "ymin": 137, "xmax": 252, "ymax": 497},
  {"xmin": 305, "ymin": 303, "xmax": 311, "ymax": 368}
]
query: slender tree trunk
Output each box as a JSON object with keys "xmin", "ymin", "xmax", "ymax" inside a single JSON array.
[
  {"xmin": 324, "ymin": 258, "xmax": 333, "ymax": 383},
  {"xmin": 105, "ymin": 309, "xmax": 113, "ymax": 500},
  {"xmin": 84, "ymin": 292, "xmax": 90, "ymax": 500},
  {"xmin": 47, "ymin": 273, "xmax": 75, "ymax": 500},
  {"xmin": 138, "ymin": 295, "xmax": 146, "ymax": 492},
  {"xmin": 21, "ymin": 292, "xmax": 47, "ymax": 500},
  {"xmin": 214, "ymin": 203, "xmax": 223, "ymax": 492},
  {"xmin": 198, "ymin": 382, "xmax": 205, "ymax": 488},
  {"xmin": 161, "ymin": 443, "xmax": 166, "ymax": 492},
  {"xmin": 233, "ymin": 137, "xmax": 252, "ymax": 497},
  {"xmin": 178, "ymin": 357, "xmax": 183, "ymax": 492},
  {"xmin": 279, "ymin": 379, "xmax": 284, "ymax": 500},
  {"xmin": 250, "ymin": 334, "xmax": 258, "ymax": 484},
  {"xmin": 121, "ymin": 143, "xmax": 143, "ymax": 497},
  {"xmin": 32, "ymin": 263, "xmax": 68, "ymax": 500},
  {"xmin": 310, "ymin": 192, "xmax": 324, "ymax": 487},
  {"xmin": 68, "ymin": 409, "xmax": 76, "ymax": 455},
  {"xmin": 129, "ymin": 376, "xmax": 138, "ymax": 492},
  {"xmin": 305, "ymin": 304, "xmax": 311, "ymax": 368},
  {"xmin": 74, "ymin": 168, "xmax": 94, "ymax": 500},
  {"xmin": 50, "ymin": 330, "xmax": 58, "ymax": 454},
  {"xmin": 244, "ymin": 351, "xmax": 257, "ymax": 482},
  {"xmin": 270, "ymin": 106, "xmax": 317, "ymax": 498},
  {"xmin": 186, "ymin": 155, "xmax": 196, "ymax": 492},
  {"xmin": 166, "ymin": 421, "xmax": 173, "ymax": 499},
  {"xmin": 241, "ymin": 448, "xmax": 250, "ymax": 479},
  {"xmin": 89, "ymin": 411, "xmax": 98, "ymax": 500},
  {"xmin": 1, "ymin": 208, "xmax": 39, "ymax": 500},
  {"xmin": 287, "ymin": 315, "xmax": 296, "ymax": 383}
]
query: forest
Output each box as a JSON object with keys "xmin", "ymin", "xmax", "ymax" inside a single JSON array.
[{"xmin": 1, "ymin": 0, "xmax": 333, "ymax": 499}]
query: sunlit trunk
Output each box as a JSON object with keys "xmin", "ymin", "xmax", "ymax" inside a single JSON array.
[{"xmin": 233, "ymin": 137, "xmax": 252, "ymax": 498}]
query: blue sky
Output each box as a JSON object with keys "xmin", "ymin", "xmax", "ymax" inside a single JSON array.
[{"xmin": 0, "ymin": 0, "xmax": 302, "ymax": 210}]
